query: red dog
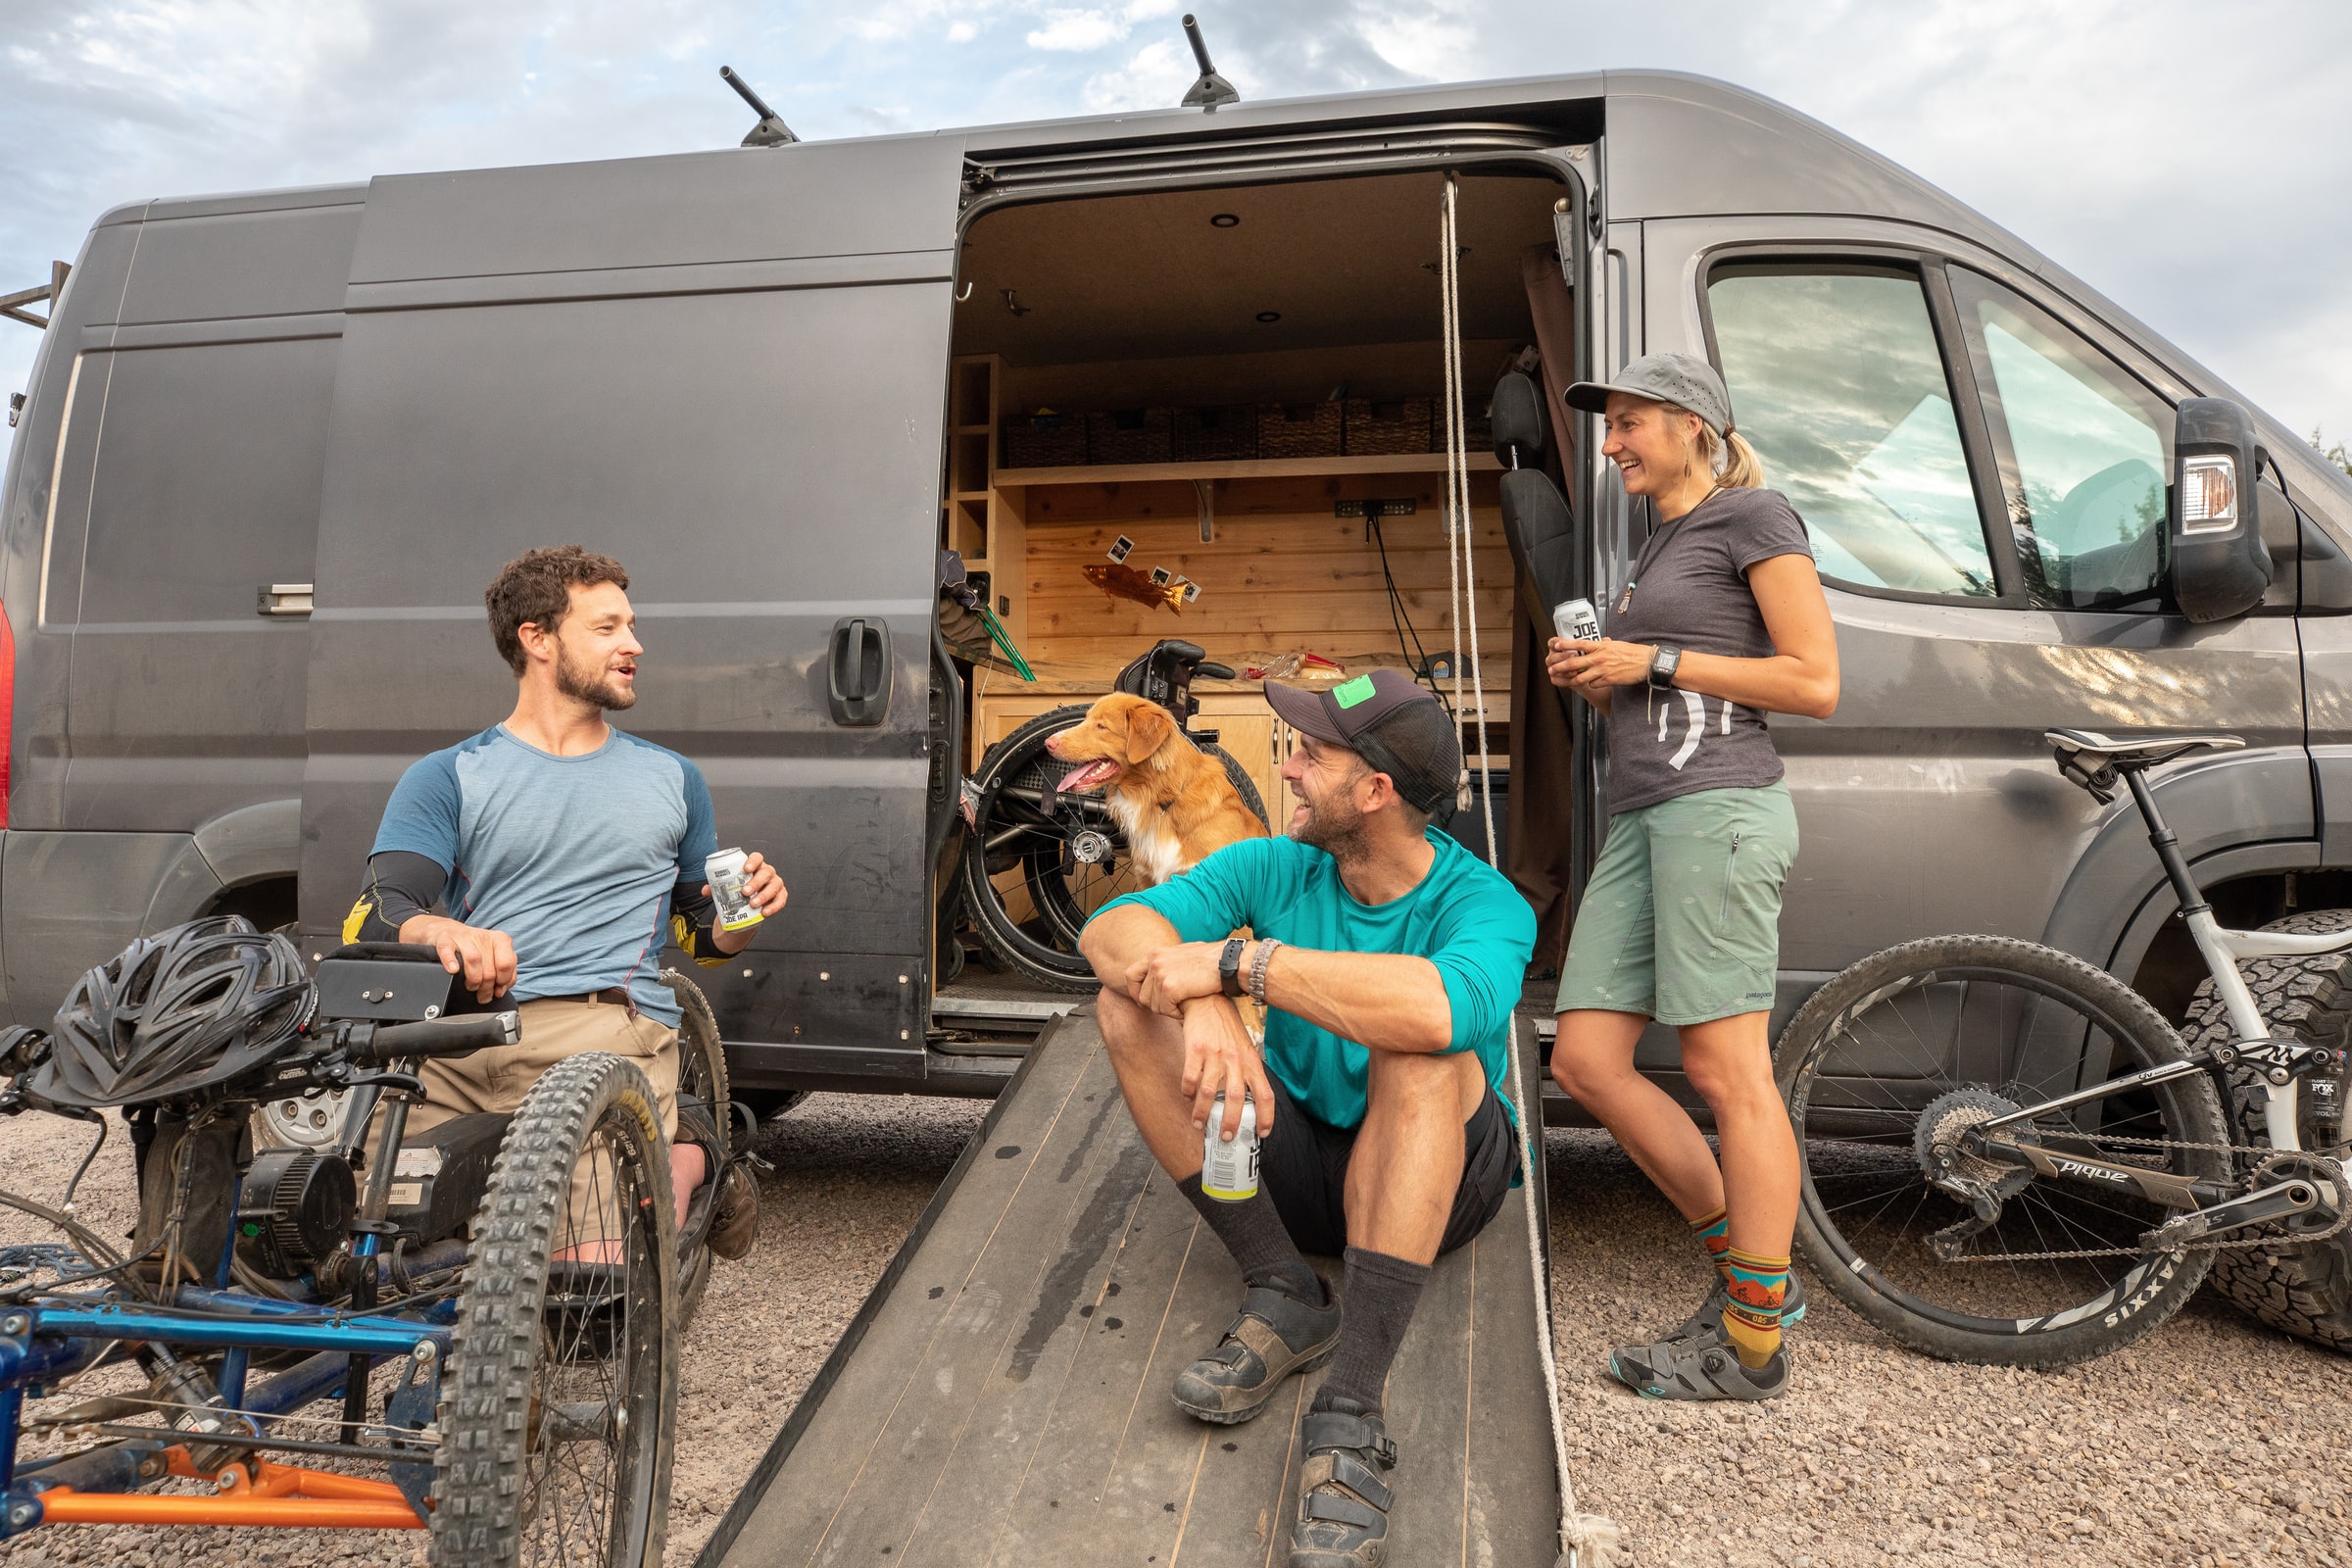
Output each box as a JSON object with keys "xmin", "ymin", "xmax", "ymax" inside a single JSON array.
[{"xmin": 1045, "ymin": 694, "xmax": 1267, "ymax": 883}]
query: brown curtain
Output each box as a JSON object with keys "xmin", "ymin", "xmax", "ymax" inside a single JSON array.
[{"xmin": 1505, "ymin": 242, "xmax": 1581, "ymax": 975}]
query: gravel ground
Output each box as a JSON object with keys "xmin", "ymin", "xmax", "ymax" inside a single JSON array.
[{"xmin": 3, "ymin": 1095, "xmax": 2347, "ymax": 1568}]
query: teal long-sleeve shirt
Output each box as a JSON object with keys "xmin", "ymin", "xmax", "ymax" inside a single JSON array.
[{"xmin": 1094, "ymin": 829, "xmax": 1537, "ymax": 1130}]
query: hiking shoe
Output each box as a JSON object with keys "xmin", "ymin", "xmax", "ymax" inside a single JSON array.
[
  {"xmin": 1289, "ymin": 1396, "xmax": 1397, "ymax": 1568},
  {"xmin": 1172, "ymin": 1282, "xmax": 1342, "ymax": 1425},
  {"xmin": 1606, "ymin": 1335, "xmax": 1788, "ymax": 1401},
  {"xmin": 707, "ymin": 1158, "xmax": 760, "ymax": 1260},
  {"xmin": 1667, "ymin": 1270, "xmax": 1807, "ymax": 1345}
]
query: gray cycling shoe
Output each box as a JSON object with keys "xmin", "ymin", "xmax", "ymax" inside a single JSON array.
[
  {"xmin": 1172, "ymin": 1282, "xmax": 1342, "ymax": 1425},
  {"xmin": 1288, "ymin": 1396, "xmax": 1397, "ymax": 1568},
  {"xmin": 1607, "ymin": 1335, "xmax": 1788, "ymax": 1401},
  {"xmin": 1668, "ymin": 1270, "xmax": 1806, "ymax": 1344}
]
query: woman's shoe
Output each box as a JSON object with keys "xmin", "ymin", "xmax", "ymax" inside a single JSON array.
[{"xmin": 1607, "ymin": 1334, "xmax": 1788, "ymax": 1401}]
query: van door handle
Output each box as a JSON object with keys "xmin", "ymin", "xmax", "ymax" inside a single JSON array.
[
  {"xmin": 828, "ymin": 616, "xmax": 892, "ymax": 726},
  {"xmin": 257, "ymin": 582, "xmax": 314, "ymax": 616}
]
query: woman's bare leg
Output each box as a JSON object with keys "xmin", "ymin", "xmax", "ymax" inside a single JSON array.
[{"xmin": 1550, "ymin": 1007, "xmax": 1727, "ymax": 1220}]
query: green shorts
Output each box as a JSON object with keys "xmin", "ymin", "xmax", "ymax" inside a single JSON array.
[{"xmin": 1554, "ymin": 782, "xmax": 1797, "ymax": 1026}]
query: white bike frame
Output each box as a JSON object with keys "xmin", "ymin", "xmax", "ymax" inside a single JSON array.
[{"xmin": 2182, "ymin": 908, "xmax": 2348, "ymax": 1152}]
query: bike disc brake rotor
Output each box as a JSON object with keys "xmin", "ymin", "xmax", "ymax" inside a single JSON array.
[{"xmin": 1914, "ymin": 1086, "xmax": 2034, "ymax": 1203}]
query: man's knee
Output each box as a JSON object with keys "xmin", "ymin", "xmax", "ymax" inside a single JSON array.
[{"xmin": 1365, "ymin": 1048, "xmax": 1478, "ymax": 1118}]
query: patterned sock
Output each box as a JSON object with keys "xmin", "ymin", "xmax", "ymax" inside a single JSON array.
[
  {"xmin": 1720, "ymin": 1246, "xmax": 1790, "ymax": 1369},
  {"xmin": 1690, "ymin": 1204, "xmax": 1732, "ymax": 1285},
  {"xmin": 1176, "ymin": 1174, "xmax": 1322, "ymax": 1305}
]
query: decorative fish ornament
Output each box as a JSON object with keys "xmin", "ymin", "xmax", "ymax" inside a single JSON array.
[{"xmin": 1083, "ymin": 563, "xmax": 1186, "ymax": 613}]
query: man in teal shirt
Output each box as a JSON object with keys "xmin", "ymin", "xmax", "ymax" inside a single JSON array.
[{"xmin": 1082, "ymin": 668, "xmax": 1534, "ymax": 1568}]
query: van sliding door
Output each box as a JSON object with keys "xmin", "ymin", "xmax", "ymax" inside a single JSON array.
[{"xmin": 303, "ymin": 135, "xmax": 967, "ymax": 1083}]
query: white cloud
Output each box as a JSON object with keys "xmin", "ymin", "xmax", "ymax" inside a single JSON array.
[
  {"xmin": 1027, "ymin": 9, "xmax": 1124, "ymax": 52},
  {"xmin": 1079, "ymin": 34, "xmax": 1184, "ymax": 111}
]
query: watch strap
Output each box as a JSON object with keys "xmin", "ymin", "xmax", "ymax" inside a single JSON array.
[{"xmin": 1219, "ymin": 936, "xmax": 1248, "ymax": 998}]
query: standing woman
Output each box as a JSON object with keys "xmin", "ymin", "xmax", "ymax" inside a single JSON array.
[{"xmin": 1546, "ymin": 352, "xmax": 1838, "ymax": 1401}]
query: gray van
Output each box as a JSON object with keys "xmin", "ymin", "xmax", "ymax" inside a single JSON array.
[{"xmin": 8, "ymin": 70, "xmax": 2352, "ymax": 1345}]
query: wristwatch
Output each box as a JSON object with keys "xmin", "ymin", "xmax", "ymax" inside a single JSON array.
[
  {"xmin": 1219, "ymin": 936, "xmax": 1249, "ymax": 999},
  {"xmin": 1647, "ymin": 644, "xmax": 1684, "ymax": 691}
]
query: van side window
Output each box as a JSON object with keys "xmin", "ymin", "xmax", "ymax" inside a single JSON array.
[
  {"xmin": 1706, "ymin": 263, "xmax": 1996, "ymax": 600},
  {"xmin": 78, "ymin": 338, "xmax": 333, "ymax": 624},
  {"xmin": 1948, "ymin": 270, "xmax": 2172, "ymax": 611}
]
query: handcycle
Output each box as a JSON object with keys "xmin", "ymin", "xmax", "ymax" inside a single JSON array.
[
  {"xmin": 0, "ymin": 920, "xmax": 751, "ymax": 1563},
  {"xmin": 956, "ymin": 636, "xmax": 1270, "ymax": 990},
  {"xmin": 1777, "ymin": 729, "xmax": 2352, "ymax": 1367}
]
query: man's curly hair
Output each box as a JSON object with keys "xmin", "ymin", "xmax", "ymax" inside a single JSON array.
[{"xmin": 484, "ymin": 546, "xmax": 630, "ymax": 674}]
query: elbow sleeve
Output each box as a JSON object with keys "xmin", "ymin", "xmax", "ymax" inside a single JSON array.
[{"xmin": 344, "ymin": 851, "xmax": 447, "ymax": 946}]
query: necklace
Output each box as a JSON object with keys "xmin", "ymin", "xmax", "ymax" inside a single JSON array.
[{"xmin": 1614, "ymin": 485, "xmax": 1720, "ymax": 615}]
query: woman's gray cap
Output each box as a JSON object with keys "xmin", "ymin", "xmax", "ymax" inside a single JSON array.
[{"xmin": 1564, "ymin": 352, "xmax": 1735, "ymax": 435}]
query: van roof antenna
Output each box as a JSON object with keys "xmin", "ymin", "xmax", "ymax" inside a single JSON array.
[
  {"xmin": 1179, "ymin": 16, "xmax": 1240, "ymax": 112},
  {"xmin": 720, "ymin": 66, "xmax": 799, "ymax": 146}
]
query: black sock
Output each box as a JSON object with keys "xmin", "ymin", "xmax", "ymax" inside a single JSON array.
[
  {"xmin": 1312, "ymin": 1247, "xmax": 1430, "ymax": 1418},
  {"xmin": 1176, "ymin": 1174, "xmax": 1322, "ymax": 1304}
]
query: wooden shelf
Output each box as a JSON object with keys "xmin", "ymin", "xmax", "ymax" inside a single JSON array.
[{"xmin": 995, "ymin": 451, "xmax": 1503, "ymax": 488}]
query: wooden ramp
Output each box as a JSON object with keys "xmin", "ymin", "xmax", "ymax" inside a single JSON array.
[{"xmin": 700, "ymin": 1006, "xmax": 1561, "ymax": 1568}]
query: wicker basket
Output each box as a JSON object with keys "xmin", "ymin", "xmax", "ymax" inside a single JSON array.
[
  {"xmin": 1086, "ymin": 409, "xmax": 1173, "ymax": 466},
  {"xmin": 1173, "ymin": 405, "xmax": 1257, "ymax": 462},
  {"xmin": 1003, "ymin": 412, "xmax": 1087, "ymax": 470},
  {"xmin": 1255, "ymin": 402, "xmax": 1345, "ymax": 460},
  {"xmin": 1434, "ymin": 396, "xmax": 1494, "ymax": 454},
  {"xmin": 1343, "ymin": 398, "xmax": 1433, "ymax": 457}
]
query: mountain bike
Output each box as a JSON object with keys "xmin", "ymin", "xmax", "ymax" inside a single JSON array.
[
  {"xmin": 957, "ymin": 637, "xmax": 1269, "ymax": 990},
  {"xmin": 1777, "ymin": 729, "xmax": 2352, "ymax": 1367},
  {"xmin": 0, "ymin": 926, "xmax": 749, "ymax": 1562}
]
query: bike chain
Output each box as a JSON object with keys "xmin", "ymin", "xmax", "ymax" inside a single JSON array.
[{"xmin": 1948, "ymin": 1135, "xmax": 2352, "ymax": 1264}]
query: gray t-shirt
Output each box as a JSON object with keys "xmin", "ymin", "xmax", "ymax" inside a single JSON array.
[{"xmin": 1600, "ymin": 486, "xmax": 1814, "ymax": 815}]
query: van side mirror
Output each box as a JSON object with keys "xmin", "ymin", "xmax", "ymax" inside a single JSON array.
[{"xmin": 2167, "ymin": 397, "xmax": 2272, "ymax": 623}]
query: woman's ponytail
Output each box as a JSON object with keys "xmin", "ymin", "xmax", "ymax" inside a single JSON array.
[{"xmin": 1684, "ymin": 411, "xmax": 1768, "ymax": 490}]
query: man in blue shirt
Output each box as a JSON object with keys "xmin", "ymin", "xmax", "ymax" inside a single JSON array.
[
  {"xmin": 346, "ymin": 546, "xmax": 786, "ymax": 1258},
  {"xmin": 1081, "ymin": 668, "xmax": 1534, "ymax": 1568}
]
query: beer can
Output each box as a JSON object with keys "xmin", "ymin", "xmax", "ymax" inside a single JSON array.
[
  {"xmin": 1200, "ymin": 1092, "xmax": 1259, "ymax": 1202},
  {"xmin": 1552, "ymin": 596, "xmax": 1600, "ymax": 642},
  {"xmin": 706, "ymin": 848, "xmax": 764, "ymax": 933}
]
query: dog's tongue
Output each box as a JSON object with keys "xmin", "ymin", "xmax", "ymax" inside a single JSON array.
[{"xmin": 1055, "ymin": 760, "xmax": 1121, "ymax": 794}]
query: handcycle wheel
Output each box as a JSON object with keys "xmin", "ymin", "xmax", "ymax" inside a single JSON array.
[
  {"xmin": 662, "ymin": 968, "xmax": 729, "ymax": 1320},
  {"xmin": 957, "ymin": 706, "xmax": 1268, "ymax": 991},
  {"xmin": 435, "ymin": 1053, "xmax": 678, "ymax": 1567},
  {"xmin": 1777, "ymin": 934, "xmax": 2229, "ymax": 1368}
]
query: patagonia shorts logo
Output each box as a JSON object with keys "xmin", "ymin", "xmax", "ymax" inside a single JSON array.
[{"xmin": 1333, "ymin": 674, "xmax": 1377, "ymax": 709}]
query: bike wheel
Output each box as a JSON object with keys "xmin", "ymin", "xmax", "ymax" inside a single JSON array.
[
  {"xmin": 958, "ymin": 707, "xmax": 1268, "ymax": 991},
  {"xmin": 662, "ymin": 969, "xmax": 729, "ymax": 1320},
  {"xmin": 1777, "ymin": 934, "xmax": 2230, "ymax": 1368},
  {"xmin": 435, "ymin": 1053, "xmax": 678, "ymax": 1566}
]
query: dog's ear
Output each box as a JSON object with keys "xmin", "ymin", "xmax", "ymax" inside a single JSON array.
[{"xmin": 1125, "ymin": 703, "xmax": 1176, "ymax": 764}]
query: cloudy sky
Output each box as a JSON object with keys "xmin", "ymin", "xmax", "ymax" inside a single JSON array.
[{"xmin": 4, "ymin": 0, "xmax": 2349, "ymax": 454}]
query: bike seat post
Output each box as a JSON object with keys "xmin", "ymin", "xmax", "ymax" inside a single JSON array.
[{"xmin": 2124, "ymin": 767, "xmax": 2210, "ymax": 917}]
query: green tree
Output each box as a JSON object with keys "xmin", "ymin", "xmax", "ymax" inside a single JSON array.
[{"xmin": 2316, "ymin": 428, "xmax": 2352, "ymax": 477}]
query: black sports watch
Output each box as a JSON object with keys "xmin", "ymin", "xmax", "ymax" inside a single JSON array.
[
  {"xmin": 1219, "ymin": 936, "xmax": 1249, "ymax": 999},
  {"xmin": 1647, "ymin": 644, "xmax": 1684, "ymax": 691}
]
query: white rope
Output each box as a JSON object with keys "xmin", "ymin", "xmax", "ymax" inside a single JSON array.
[
  {"xmin": 1438, "ymin": 175, "xmax": 1498, "ymax": 868},
  {"xmin": 1443, "ymin": 172, "xmax": 1624, "ymax": 1568}
]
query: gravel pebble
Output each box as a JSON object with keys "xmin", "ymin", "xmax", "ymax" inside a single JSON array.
[{"xmin": 5, "ymin": 1096, "xmax": 2347, "ymax": 1566}]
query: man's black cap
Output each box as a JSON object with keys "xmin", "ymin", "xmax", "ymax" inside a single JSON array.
[{"xmin": 1264, "ymin": 667, "xmax": 1460, "ymax": 820}]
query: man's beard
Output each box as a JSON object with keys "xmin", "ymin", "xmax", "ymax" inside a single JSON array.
[
  {"xmin": 1291, "ymin": 787, "xmax": 1366, "ymax": 858},
  {"xmin": 556, "ymin": 642, "xmax": 635, "ymax": 710}
]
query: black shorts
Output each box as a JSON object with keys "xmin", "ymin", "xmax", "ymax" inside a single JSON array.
[{"xmin": 1256, "ymin": 1068, "xmax": 1519, "ymax": 1258}]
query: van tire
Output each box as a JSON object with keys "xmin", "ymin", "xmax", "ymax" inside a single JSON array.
[{"xmin": 2180, "ymin": 907, "xmax": 2352, "ymax": 1354}]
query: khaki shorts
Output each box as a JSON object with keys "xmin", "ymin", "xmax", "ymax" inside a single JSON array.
[
  {"xmin": 1555, "ymin": 783, "xmax": 1797, "ymax": 1027},
  {"xmin": 369, "ymin": 996, "xmax": 679, "ymax": 1245}
]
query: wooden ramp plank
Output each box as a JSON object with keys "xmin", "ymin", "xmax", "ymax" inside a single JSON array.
[{"xmin": 711, "ymin": 1010, "xmax": 1563, "ymax": 1568}]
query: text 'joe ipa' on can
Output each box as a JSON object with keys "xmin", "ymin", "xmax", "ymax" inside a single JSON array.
[
  {"xmin": 705, "ymin": 848, "xmax": 764, "ymax": 933},
  {"xmin": 1200, "ymin": 1092, "xmax": 1260, "ymax": 1202}
]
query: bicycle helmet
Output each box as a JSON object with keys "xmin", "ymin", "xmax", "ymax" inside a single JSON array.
[{"xmin": 33, "ymin": 916, "xmax": 316, "ymax": 1108}]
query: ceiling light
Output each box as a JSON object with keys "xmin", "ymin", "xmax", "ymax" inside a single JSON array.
[
  {"xmin": 1255, "ymin": 311, "xmax": 1281, "ymax": 323},
  {"xmin": 1210, "ymin": 213, "xmax": 1241, "ymax": 228}
]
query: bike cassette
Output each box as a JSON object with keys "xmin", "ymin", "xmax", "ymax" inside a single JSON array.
[{"xmin": 1915, "ymin": 1087, "xmax": 2034, "ymax": 1203}]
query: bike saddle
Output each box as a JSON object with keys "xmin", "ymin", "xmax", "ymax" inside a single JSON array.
[{"xmin": 2045, "ymin": 728, "xmax": 2245, "ymax": 801}]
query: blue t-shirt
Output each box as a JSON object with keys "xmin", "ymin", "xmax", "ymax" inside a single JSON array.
[
  {"xmin": 369, "ymin": 724, "xmax": 718, "ymax": 1025},
  {"xmin": 1096, "ymin": 831, "xmax": 1536, "ymax": 1129}
]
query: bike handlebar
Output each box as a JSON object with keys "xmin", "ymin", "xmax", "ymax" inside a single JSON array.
[{"xmin": 342, "ymin": 1010, "xmax": 520, "ymax": 1066}]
